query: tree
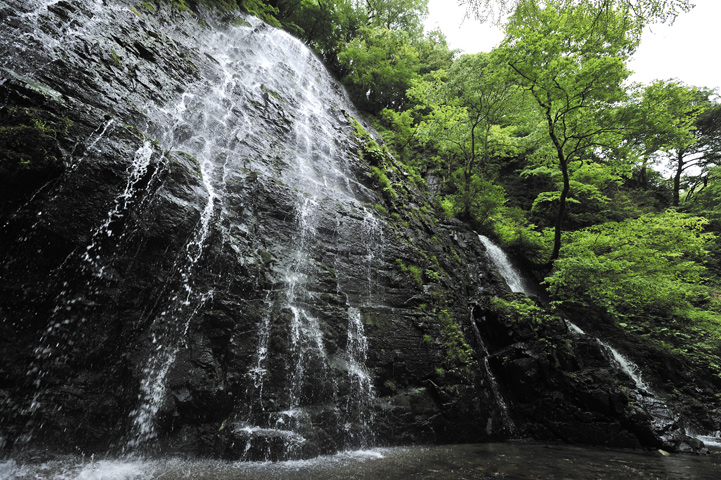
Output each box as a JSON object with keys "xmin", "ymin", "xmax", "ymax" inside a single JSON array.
[
  {"xmin": 525, "ymin": 161, "xmax": 638, "ymax": 229},
  {"xmin": 337, "ymin": 26, "xmax": 422, "ymax": 113},
  {"xmin": 457, "ymin": 0, "xmax": 693, "ymax": 26},
  {"xmin": 666, "ymin": 91, "xmax": 718, "ymax": 206},
  {"xmin": 280, "ymin": 1, "xmax": 366, "ymax": 69},
  {"xmin": 545, "ymin": 210, "xmax": 714, "ymax": 319},
  {"xmin": 496, "ymin": 0, "xmax": 638, "ymax": 262},
  {"xmin": 406, "ymin": 53, "xmax": 525, "ymax": 222},
  {"xmin": 441, "ymin": 53, "xmax": 521, "ymax": 180},
  {"xmin": 686, "ymin": 165, "xmax": 721, "ymax": 275},
  {"xmin": 624, "ymin": 84, "xmax": 721, "ymax": 206},
  {"xmin": 363, "ymin": 0, "xmax": 429, "ymax": 33},
  {"xmin": 674, "ymin": 96, "xmax": 721, "ymax": 205},
  {"xmin": 619, "ymin": 81, "xmax": 703, "ymax": 195}
]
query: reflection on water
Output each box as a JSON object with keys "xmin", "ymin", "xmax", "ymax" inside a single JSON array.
[{"xmin": 2, "ymin": 443, "xmax": 721, "ymax": 479}]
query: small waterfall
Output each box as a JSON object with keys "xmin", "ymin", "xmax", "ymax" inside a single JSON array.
[
  {"xmin": 596, "ymin": 339, "xmax": 651, "ymax": 393},
  {"xmin": 478, "ymin": 233, "xmax": 656, "ymax": 395},
  {"xmin": 565, "ymin": 320, "xmax": 586, "ymax": 336},
  {"xmin": 80, "ymin": 142, "xmax": 155, "ymax": 277},
  {"xmin": 340, "ymin": 207, "xmax": 383, "ymax": 447},
  {"xmin": 468, "ymin": 308, "xmax": 516, "ymax": 436},
  {"xmin": 477, "ymin": 235, "xmax": 716, "ymax": 448},
  {"xmin": 344, "ymin": 307, "xmax": 375, "ymax": 447},
  {"xmin": 246, "ymin": 293, "xmax": 274, "ymax": 407},
  {"xmin": 478, "ymin": 235, "xmax": 529, "ymax": 295},
  {"xmin": 126, "ymin": 88, "xmax": 236, "ymax": 450},
  {"xmin": 361, "ymin": 208, "xmax": 385, "ymax": 301},
  {"xmin": 125, "ymin": 24, "xmax": 262, "ymax": 450}
]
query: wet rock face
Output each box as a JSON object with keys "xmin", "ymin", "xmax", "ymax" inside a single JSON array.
[
  {"xmin": 476, "ymin": 298, "xmax": 720, "ymax": 453},
  {"xmin": 0, "ymin": 0, "xmax": 714, "ymax": 460},
  {"xmin": 0, "ymin": 0, "xmax": 497, "ymax": 458}
]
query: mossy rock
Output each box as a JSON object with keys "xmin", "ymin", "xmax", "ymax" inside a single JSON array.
[{"xmin": 0, "ymin": 106, "xmax": 70, "ymax": 204}]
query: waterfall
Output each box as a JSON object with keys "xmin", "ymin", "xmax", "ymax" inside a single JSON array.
[
  {"xmin": 125, "ymin": 40, "xmax": 250, "ymax": 449},
  {"xmin": 477, "ymin": 234, "xmax": 719, "ymax": 448},
  {"xmin": 0, "ymin": 1, "xmax": 383, "ymax": 454},
  {"xmin": 104, "ymin": 14, "xmax": 382, "ymax": 458},
  {"xmin": 468, "ymin": 308, "xmax": 516, "ymax": 436},
  {"xmin": 596, "ymin": 340, "xmax": 651, "ymax": 393},
  {"xmin": 18, "ymin": 140, "xmax": 161, "ymax": 445},
  {"xmin": 478, "ymin": 234, "xmax": 655, "ymax": 393},
  {"xmin": 478, "ymin": 235, "xmax": 529, "ymax": 295},
  {"xmin": 344, "ymin": 307, "xmax": 375, "ymax": 447}
]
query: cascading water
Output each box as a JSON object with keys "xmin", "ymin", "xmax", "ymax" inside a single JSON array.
[
  {"xmin": 0, "ymin": 0, "xmax": 383, "ymax": 457},
  {"xmin": 125, "ymin": 45, "xmax": 251, "ymax": 449},
  {"xmin": 478, "ymin": 235, "xmax": 529, "ymax": 295},
  {"xmin": 106, "ymin": 13, "xmax": 384, "ymax": 459},
  {"xmin": 14, "ymin": 137, "xmax": 162, "ymax": 446},
  {"xmin": 468, "ymin": 308, "xmax": 516, "ymax": 436},
  {"xmin": 596, "ymin": 339, "xmax": 651, "ymax": 393},
  {"xmin": 338, "ymin": 208, "xmax": 384, "ymax": 447},
  {"xmin": 478, "ymin": 234, "xmax": 655, "ymax": 391},
  {"xmin": 477, "ymin": 234, "xmax": 718, "ymax": 449},
  {"xmin": 344, "ymin": 307, "xmax": 375, "ymax": 447}
]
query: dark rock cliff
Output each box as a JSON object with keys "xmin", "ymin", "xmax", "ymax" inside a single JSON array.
[{"xmin": 0, "ymin": 0, "xmax": 717, "ymax": 459}]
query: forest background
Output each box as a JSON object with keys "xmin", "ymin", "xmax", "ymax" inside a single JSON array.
[{"xmin": 151, "ymin": 0, "xmax": 721, "ymax": 383}]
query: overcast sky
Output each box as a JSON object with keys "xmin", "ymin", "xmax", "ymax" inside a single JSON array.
[{"xmin": 424, "ymin": 0, "xmax": 721, "ymax": 92}]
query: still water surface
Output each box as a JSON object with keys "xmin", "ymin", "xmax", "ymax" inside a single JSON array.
[{"xmin": 2, "ymin": 443, "xmax": 720, "ymax": 479}]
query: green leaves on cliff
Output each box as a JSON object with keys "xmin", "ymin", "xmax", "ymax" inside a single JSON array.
[
  {"xmin": 545, "ymin": 211, "xmax": 721, "ymax": 374},
  {"xmin": 546, "ymin": 210, "xmax": 714, "ymax": 320}
]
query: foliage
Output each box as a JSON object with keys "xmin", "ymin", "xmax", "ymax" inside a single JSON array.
[
  {"xmin": 396, "ymin": 259, "xmax": 423, "ymax": 287},
  {"xmin": 457, "ymin": 0, "xmax": 693, "ymax": 26},
  {"xmin": 490, "ymin": 296, "xmax": 558, "ymax": 327},
  {"xmin": 544, "ymin": 210, "xmax": 721, "ymax": 376},
  {"xmin": 686, "ymin": 166, "xmax": 721, "ymax": 275},
  {"xmin": 442, "ymin": 168, "xmax": 507, "ymax": 224},
  {"xmin": 371, "ymin": 165, "xmax": 399, "ymax": 201},
  {"xmin": 545, "ymin": 210, "xmax": 714, "ymax": 320},
  {"xmin": 525, "ymin": 161, "xmax": 641, "ymax": 228},
  {"xmin": 496, "ymin": 0, "xmax": 638, "ymax": 261},
  {"xmin": 338, "ymin": 26, "xmax": 422, "ymax": 113},
  {"xmin": 620, "ymin": 81, "xmax": 720, "ymax": 206},
  {"xmin": 437, "ymin": 308, "xmax": 475, "ymax": 369}
]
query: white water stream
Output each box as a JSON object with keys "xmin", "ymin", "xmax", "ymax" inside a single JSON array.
[
  {"xmin": 479, "ymin": 234, "xmax": 653, "ymax": 391},
  {"xmin": 477, "ymin": 234, "xmax": 721, "ymax": 448},
  {"xmin": 478, "ymin": 235, "xmax": 529, "ymax": 294},
  {"xmin": 111, "ymin": 12, "xmax": 382, "ymax": 457},
  {"xmin": 468, "ymin": 308, "xmax": 516, "ymax": 436},
  {"xmin": 4, "ymin": 0, "xmax": 381, "ymax": 456}
]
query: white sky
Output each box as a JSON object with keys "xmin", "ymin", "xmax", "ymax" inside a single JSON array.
[{"xmin": 425, "ymin": 0, "xmax": 721, "ymax": 92}]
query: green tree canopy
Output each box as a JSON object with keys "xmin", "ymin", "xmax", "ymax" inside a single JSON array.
[
  {"xmin": 496, "ymin": 0, "xmax": 638, "ymax": 262},
  {"xmin": 545, "ymin": 210, "xmax": 714, "ymax": 320},
  {"xmin": 337, "ymin": 26, "xmax": 422, "ymax": 113},
  {"xmin": 458, "ymin": 0, "xmax": 693, "ymax": 26}
]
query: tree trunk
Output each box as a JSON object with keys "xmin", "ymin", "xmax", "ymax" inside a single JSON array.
[
  {"xmin": 551, "ymin": 157, "xmax": 570, "ymax": 261},
  {"xmin": 544, "ymin": 107, "xmax": 568, "ymax": 262},
  {"xmin": 673, "ymin": 149, "xmax": 684, "ymax": 207}
]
